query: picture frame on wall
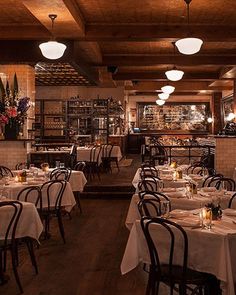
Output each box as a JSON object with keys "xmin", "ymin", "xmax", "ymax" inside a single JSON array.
[{"xmin": 222, "ymin": 95, "xmax": 234, "ymax": 124}]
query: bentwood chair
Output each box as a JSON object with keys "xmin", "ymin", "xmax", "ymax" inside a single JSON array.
[
  {"xmin": 73, "ymin": 161, "xmax": 86, "ymax": 213},
  {"xmin": 0, "ymin": 165, "xmax": 13, "ymax": 178},
  {"xmin": 101, "ymin": 144, "xmax": 114, "ymax": 173},
  {"xmin": 140, "ymin": 165, "xmax": 160, "ymax": 179},
  {"xmin": 50, "ymin": 167, "xmax": 72, "ymax": 182},
  {"xmin": 202, "ymin": 174, "xmax": 223, "ymax": 188},
  {"xmin": 228, "ymin": 192, "xmax": 236, "ymax": 208},
  {"xmin": 141, "ymin": 216, "xmax": 221, "ymax": 295},
  {"xmin": 215, "ymin": 177, "xmax": 236, "ymax": 191},
  {"xmin": 138, "ymin": 176, "xmax": 162, "ymax": 193},
  {"xmin": 138, "ymin": 198, "xmax": 162, "ymax": 217},
  {"xmin": 85, "ymin": 145, "xmax": 102, "ymax": 180},
  {"xmin": 15, "ymin": 162, "xmax": 28, "ymax": 170},
  {"xmin": 149, "ymin": 144, "xmax": 168, "ymax": 166},
  {"xmin": 0, "ymin": 201, "xmax": 38, "ymax": 293},
  {"xmin": 40, "ymin": 180, "xmax": 67, "ymax": 243}
]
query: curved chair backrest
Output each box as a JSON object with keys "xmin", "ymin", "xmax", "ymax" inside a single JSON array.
[
  {"xmin": 15, "ymin": 162, "xmax": 28, "ymax": 170},
  {"xmin": 228, "ymin": 192, "xmax": 236, "ymax": 208},
  {"xmin": 0, "ymin": 201, "xmax": 23, "ymax": 249},
  {"xmin": 215, "ymin": 177, "xmax": 236, "ymax": 191},
  {"xmin": 141, "ymin": 216, "xmax": 188, "ymax": 284},
  {"xmin": 202, "ymin": 174, "xmax": 223, "ymax": 187},
  {"xmin": 16, "ymin": 186, "xmax": 42, "ymax": 212},
  {"xmin": 74, "ymin": 161, "xmax": 86, "ymax": 172},
  {"xmin": 50, "ymin": 168, "xmax": 72, "ymax": 182},
  {"xmin": 138, "ymin": 198, "xmax": 162, "ymax": 217},
  {"xmin": 140, "ymin": 166, "xmax": 160, "ymax": 178},
  {"xmin": 40, "ymin": 180, "xmax": 67, "ymax": 211},
  {"xmin": 138, "ymin": 177, "xmax": 159, "ymax": 193},
  {"xmin": 101, "ymin": 144, "xmax": 113, "ymax": 158},
  {"xmin": 138, "ymin": 191, "xmax": 171, "ymax": 209},
  {"xmin": 0, "ymin": 165, "xmax": 13, "ymax": 178},
  {"xmin": 90, "ymin": 146, "xmax": 102, "ymax": 163}
]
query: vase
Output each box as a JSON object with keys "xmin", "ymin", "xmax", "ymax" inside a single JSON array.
[{"xmin": 4, "ymin": 123, "xmax": 19, "ymax": 140}]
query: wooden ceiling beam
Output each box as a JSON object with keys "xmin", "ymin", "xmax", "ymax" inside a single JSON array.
[
  {"xmin": 219, "ymin": 66, "xmax": 236, "ymax": 79},
  {"xmin": 84, "ymin": 24, "xmax": 236, "ymax": 42},
  {"xmin": 0, "ymin": 25, "xmax": 50, "ymax": 39},
  {"xmin": 124, "ymin": 81, "xmax": 232, "ymax": 92},
  {"xmin": 102, "ymin": 55, "xmax": 236, "ymax": 66},
  {"xmin": 113, "ymin": 72, "xmax": 219, "ymax": 81}
]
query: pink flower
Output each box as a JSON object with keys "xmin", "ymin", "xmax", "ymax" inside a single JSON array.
[
  {"xmin": 0, "ymin": 114, "xmax": 8, "ymax": 124},
  {"xmin": 6, "ymin": 107, "xmax": 18, "ymax": 118}
]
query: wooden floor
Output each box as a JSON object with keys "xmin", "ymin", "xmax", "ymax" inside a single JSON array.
[{"xmin": 2, "ymin": 154, "xmax": 148, "ymax": 295}]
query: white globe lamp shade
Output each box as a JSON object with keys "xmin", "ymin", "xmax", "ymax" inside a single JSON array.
[
  {"xmin": 161, "ymin": 85, "xmax": 175, "ymax": 94},
  {"xmin": 207, "ymin": 117, "xmax": 213, "ymax": 123},
  {"xmin": 226, "ymin": 112, "xmax": 236, "ymax": 121},
  {"xmin": 158, "ymin": 92, "xmax": 169, "ymax": 100},
  {"xmin": 156, "ymin": 99, "xmax": 165, "ymax": 106},
  {"xmin": 175, "ymin": 38, "xmax": 203, "ymax": 55},
  {"xmin": 165, "ymin": 69, "xmax": 184, "ymax": 81},
  {"xmin": 39, "ymin": 41, "xmax": 67, "ymax": 60}
]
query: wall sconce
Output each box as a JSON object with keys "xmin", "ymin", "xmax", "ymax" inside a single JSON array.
[
  {"xmin": 226, "ymin": 112, "xmax": 236, "ymax": 121},
  {"xmin": 207, "ymin": 117, "xmax": 213, "ymax": 123}
]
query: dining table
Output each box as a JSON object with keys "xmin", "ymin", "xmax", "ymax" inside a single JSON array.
[
  {"xmin": 0, "ymin": 177, "xmax": 76, "ymax": 212},
  {"xmin": 121, "ymin": 209, "xmax": 236, "ymax": 295},
  {"xmin": 125, "ymin": 188, "xmax": 234, "ymax": 230},
  {"xmin": 132, "ymin": 165, "xmax": 205, "ymax": 191},
  {"xmin": 12, "ymin": 168, "xmax": 87, "ymax": 193},
  {"xmin": 76, "ymin": 145, "xmax": 122, "ymax": 165}
]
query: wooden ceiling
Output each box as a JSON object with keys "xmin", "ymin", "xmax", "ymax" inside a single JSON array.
[{"xmin": 0, "ymin": 0, "xmax": 236, "ymax": 94}]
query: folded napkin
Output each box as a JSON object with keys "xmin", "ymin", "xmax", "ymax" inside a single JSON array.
[
  {"xmin": 223, "ymin": 208, "xmax": 236, "ymax": 216},
  {"xmin": 175, "ymin": 219, "xmax": 200, "ymax": 228},
  {"xmin": 163, "ymin": 188, "xmax": 176, "ymax": 192},
  {"xmin": 166, "ymin": 192, "xmax": 185, "ymax": 199},
  {"xmin": 169, "ymin": 209, "xmax": 191, "ymax": 218},
  {"xmin": 201, "ymin": 187, "xmax": 217, "ymax": 192}
]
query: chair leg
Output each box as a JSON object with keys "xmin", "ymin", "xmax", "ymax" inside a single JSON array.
[
  {"xmin": 75, "ymin": 192, "xmax": 82, "ymax": 213},
  {"xmin": 57, "ymin": 211, "xmax": 66, "ymax": 244},
  {"xmin": 115, "ymin": 159, "xmax": 120, "ymax": 171},
  {"xmin": 25, "ymin": 238, "xmax": 38, "ymax": 274},
  {"xmin": 11, "ymin": 245, "xmax": 23, "ymax": 293}
]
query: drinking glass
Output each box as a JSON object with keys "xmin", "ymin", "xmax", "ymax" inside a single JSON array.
[
  {"xmin": 60, "ymin": 162, "xmax": 65, "ymax": 168},
  {"xmin": 161, "ymin": 201, "xmax": 170, "ymax": 219},
  {"xmin": 200, "ymin": 207, "xmax": 212, "ymax": 229}
]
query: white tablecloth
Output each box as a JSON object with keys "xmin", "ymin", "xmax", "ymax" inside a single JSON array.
[
  {"xmin": 13, "ymin": 169, "xmax": 87, "ymax": 193},
  {"xmin": 132, "ymin": 166, "xmax": 205, "ymax": 192},
  {"xmin": 125, "ymin": 192, "xmax": 233, "ymax": 230},
  {"xmin": 77, "ymin": 146, "xmax": 122, "ymax": 164},
  {"xmin": 0, "ymin": 201, "xmax": 43, "ymax": 241},
  {"xmin": 121, "ymin": 214, "xmax": 236, "ymax": 295},
  {"xmin": 2, "ymin": 180, "xmax": 76, "ymax": 212}
]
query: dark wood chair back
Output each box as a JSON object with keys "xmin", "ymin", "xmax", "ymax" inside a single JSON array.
[{"xmin": 50, "ymin": 168, "xmax": 72, "ymax": 182}]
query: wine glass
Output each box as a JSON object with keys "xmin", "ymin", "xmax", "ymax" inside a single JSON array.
[{"xmin": 161, "ymin": 201, "xmax": 170, "ymax": 219}]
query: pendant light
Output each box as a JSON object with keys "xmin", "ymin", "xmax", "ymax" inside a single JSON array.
[
  {"xmin": 175, "ymin": 0, "xmax": 203, "ymax": 55},
  {"xmin": 165, "ymin": 43, "xmax": 184, "ymax": 81},
  {"xmin": 165, "ymin": 67, "xmax": 184, "ymax": 81},
  {"xmin": 39, "ymin": 14, "xmax": 67, "ymax": 60},
  {"xmin": 158, "ymin": 92, "xmax": 169, "ymax": 100},
  {"xmin": 161, "ymin": 85, "xmax": 175, "ymax": 94},
  {"xmin": 156, "ymin": 99, "xmax": 165, "ymax": 106}
]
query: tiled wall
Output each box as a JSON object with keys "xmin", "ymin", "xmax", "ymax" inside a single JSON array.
[
  {"xmin": 0, "ymin": 141, "xmax": 27, "ymax": 169},
  {"xmin": 215, "ymin": 137, "xmax": 236, "ymax": 178},
  {"xmin": 0, "ymin": 65, "xmax": 35, "ymax": 136},
  {"xmin": 0, "ymin": 65, "xmax": 35, "ymax": 168}
]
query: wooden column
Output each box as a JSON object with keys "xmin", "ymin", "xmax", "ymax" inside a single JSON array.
[
  {"xmin": 211, "ymin": 92, "xmax": 222, "ymax": 134},
  {"xmin": 233, "ymin": 80, "xmax": 236, "ymax": 118}
]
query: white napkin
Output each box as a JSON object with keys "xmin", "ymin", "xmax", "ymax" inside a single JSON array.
[
  {"xmin": 201, "ymin": 187, "xmax": 217, "ymax": 192},
  {"xmin": 163, "ymin": 188, "xmax": 176, "ymax": 192},
  {"xmin": 166, "ymin": 192, "xmax": 185, "ymax": 199},
  {"xmin": 223, "ymin": 208, "xmax": 236, "ymax": 216}
]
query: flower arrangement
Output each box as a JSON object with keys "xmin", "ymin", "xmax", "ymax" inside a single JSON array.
[
  {"xmin": 0, "ymin": 73, "xmax": 30, "ymax": 127},
  {"xmin": 205, "ymin": 202, "xmax": 222, "ymax": 220}
]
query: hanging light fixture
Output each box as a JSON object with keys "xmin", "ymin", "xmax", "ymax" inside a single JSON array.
[
  {"xmin": 175, "ymin": 0, "xmax": 203, "ymax": 55},
  {"xmin": 207, "ymin": 117, "xmax": 213, "ymax": 123},
  {"xmin": 161, "ymin": 85, "xmax": 175, "ymax": 94},
  {"xmin": 165, "ymin": 67, "xmax": 184, "ymax": 81},
  {"xmin": 165, "ymin": 43, "xmax": 184, "ymax": 81},
  {"xmin": 158, "ymin": 92, "xmax": 169, "ymax": 100},
  {"xmin": 39, "ymin": 14, "xmax": 67, "ymax": 60},
  {"xmin": 156, "ymin": 99, "xmax": 165, "ymax": 106}
]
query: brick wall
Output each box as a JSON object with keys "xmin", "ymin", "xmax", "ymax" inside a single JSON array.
[{"xmin": 215, "ymin": 137, "xmax": 236, "ymax": 178}]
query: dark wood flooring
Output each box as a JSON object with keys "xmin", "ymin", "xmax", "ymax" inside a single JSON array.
[{"xmin": 2, "ymin": 155, "xmax": 148, "ymax": 295}]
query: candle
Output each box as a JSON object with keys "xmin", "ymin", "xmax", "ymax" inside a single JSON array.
[
  {"xmin": 201, "ymin": 207, "xmax": 212, "ymax": 229},
  {"xmin": 15, "ymin": 175, "xmax": 19, "ymax": 182}
]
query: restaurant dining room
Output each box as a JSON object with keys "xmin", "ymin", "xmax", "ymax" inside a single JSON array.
[{"xmin": 1, "ymin": 0, "xmax": 236, "ymax": 294}]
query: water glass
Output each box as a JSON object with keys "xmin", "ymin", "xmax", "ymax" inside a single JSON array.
[
  {"xmin": 200, "ymin": 207, "xmax": 212, "ymax": 230},
  {"xmin": 60, "ymin": 162, "xmax": 65, "ymax": 168},
  {"xmin": 161, "ymin": 201, "xmax": 170, "ymax": 219},
  {"xmin": 158, "ymin": 180, "xmax": 164, "ymax": 192},
  {"xmin": 55, "ymin": 161, "xmax": 60, "ymax": 168}
]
